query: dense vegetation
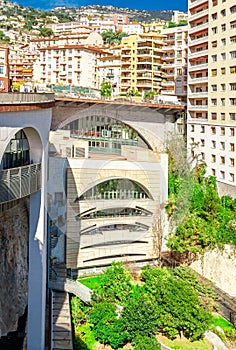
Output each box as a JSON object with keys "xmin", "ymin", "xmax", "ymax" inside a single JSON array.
[
  {"xmin": 166, "ymin": 136, "xmax": 236, "ymax": 256},
  {"xmin": 71, "ymin": 262, "xmax": 217, "ymax": 349}
]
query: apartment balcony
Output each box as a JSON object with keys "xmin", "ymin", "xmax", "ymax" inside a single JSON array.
[
  {"xmin": 189, "ymin": 22, "xmax": 208, "ymax": 34},
  {"xmin": 189, "ymin": 8, "xmax": 208, "ymax": 22},
  {"xmin": 161, "ymin": 81, "xmax": 175, "ymax": 86},
  {"xmin": 0, "ymin": 163, "xmax": 41, "ymax": 204},
  {"xmin": 162, "ymin": 63, "xmax": 174, "ymax": 68},
  {"xmin": 188, "ymin": 76, "xmax": 208, "ymax": 84},
  {"xmin": 189, "ymin": 0, "xmax": 208, "ymax": 10},
  {"xmin": 121, "ymin": 61, "xmax": 131, "ymax": 65},
  {"xmin": 188, "ymin": 91, "xmax": 208, "ymax": 98},
  {"xmin": 189, "ymin": 35, "xmax": 208, "ymax": 47},
  {"xmin": 187, "ymin": 104, "xmax": 208, "ymax": 111},
  {"xmin": 188, "ymin": 63, "xmax": 208, "ymax": 72},
  {"xmin": 162, "ymin": 90, "xmax": 175, "ymax": 95},
  {"xmin": 164, "ymin": 45, "xmax": 176, "ymax": 51},
  {"xmin": 188, "ymin": 49, "xmax": 208, "ymax": 59}
]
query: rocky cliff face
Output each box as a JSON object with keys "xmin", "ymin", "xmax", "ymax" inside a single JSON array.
[
  {"xmin": 191, "ymin": 245, "xmax": 236, "ymax": 297},
  {"xmin": 0, "ymin": 198, "xmax": 29, "ymax": 337}
]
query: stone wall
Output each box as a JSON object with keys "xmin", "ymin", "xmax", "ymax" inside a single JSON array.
[
  {"xmin": 0, "ymin": 198, "xmax": 29, "ymax": 337},
  {"xmin": 191, "ymin": 245, "xmax": 236, "ymax": 297}
]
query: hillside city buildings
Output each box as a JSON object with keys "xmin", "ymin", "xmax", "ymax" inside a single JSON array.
[{"xmin": 1, "ymin": 3, "xmax": 236, "ymax": 350}]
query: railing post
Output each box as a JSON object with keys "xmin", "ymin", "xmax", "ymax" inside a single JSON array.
[{"xmin": 19, "ymin": 167, "xmax": 21, "ymax": 198}]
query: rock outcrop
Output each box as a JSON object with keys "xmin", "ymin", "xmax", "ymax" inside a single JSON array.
[{"xmin": 0, "ymin": 198, "xmax": 29, "ymax": 337}]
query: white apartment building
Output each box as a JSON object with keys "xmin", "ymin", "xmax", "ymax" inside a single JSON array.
[
  {"xmin": 187, "ymin": 0, "xmax": 236, "ymax": 196},
  {"xmin": 38, "ymin": 45, "xmax": 108, "ymax": 88},
  {"xmin": 172, "ymin": 10, "xmax": 188, "ymax": 23},
  {"xmin": 98, "ymin": 52, "xmax": 121, "ymax": 95},
  {"xmin": 161, "ymin": 25, "xmax": 188, "ymax": 100},
  {"xmin": 121, "ymin": 23, "xmax": 144, "ymax": 35}
]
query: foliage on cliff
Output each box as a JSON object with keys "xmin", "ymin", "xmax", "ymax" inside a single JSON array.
[{"xmin": 166, "ymin": 136, "xmax": 236, "ymax": 255}]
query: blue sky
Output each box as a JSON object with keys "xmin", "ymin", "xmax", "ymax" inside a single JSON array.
[
  {"xmin": 77, "ymin": 0, "xmax": 188, "ymax": 11},
  {"xmin": 19, "ymin": 0, "xmax": 188, "ymax": 11}
]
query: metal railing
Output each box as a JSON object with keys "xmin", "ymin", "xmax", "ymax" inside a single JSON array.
[
  {"xmin": 0, "ymin": 163, "xmax": 41, "ymax": 203},
  {"xmin": 0, "ymin": 93, "xmax": 54, "ymax": 104}
]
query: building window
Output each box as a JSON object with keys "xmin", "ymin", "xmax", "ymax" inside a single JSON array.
[
  {"xmin": 220, "ymin": 171, "xmax": 225, "ymax": 179},
  {"xmin": 230, "ymin": 66, "xmax": 236, "ymax": 74},
  {"xmin": 220, "ymin": 142, "xmax": 225, "ymax": 150},
  {"xmin": 230, "ymin": 36, "xmax": 236, "ymax": 44},
  {"xmin": 221, "ymin": 38, "xmax": 226, "ymax": 46},
  {"xmin": 221, "ymin": 54, "xmax": 226, "ymax": 61},
  {"xmin": 211, "ymin": 84, "xmax": 217, "ymax": 91},
  {"xmin": 212, "ymin": 27, "xmax": 217, "ymax": 34},
  {"xmin": 230, "ymin": 128, "xmax": 235, "ymax": 136},
  {"xmin": 230, "ymin": 143, "xmax": 235, "ymax": 152},
  {"xmin": 201, "ymin": 125, "xmax": 205, "ymax": 133},
  {"xmin": 230, "ymin": 6, "xmax": 236, "ymax": 14},
  {"xmin": 212, "ymin": 140, "xmax": 216, "ymax": 148},
  {"xmin": 212, "ymin": 41, "xmax": 217, "ymax": 48},
  {"xmin": 230, "ymin": 83, "xmax": 236, "ymax": 90},
  {"xmin": 229, "ymin": 97, "xmax": 236, "ymax": 106},
  {"xmin": 212, "ymin": 69, "xmax": 217, "ymax": 76},
  {"xmin": 200, "ymin": 139, "xmax": 205, "ymax": 147},
  {"xmin": 221, "ymin": 9, "xmax": 226, "ymax": 16},
  {"xmin": 221, "ymin": 98, "xmax": 225, "ymax": 106},
  {"xmin": 212, "ymin": 54, "xmax": 217, "ymax": 62},
  {"xmin": 0, "ymin": 66, "xmax": 4, "ymax": 74},
  {"xmin": 221, "ymin": 83, "xmax": 226, "ymax": 91},
  {"xmin": 211, "ymin": 113, "xmax": 217, "ymax": 120},
  {"xmin": 221, "ymin": 127, "xmax": 225, "ymax": 135},
  {"xmin": 212, "ymin": 13, "xmax": 217, "ymax": 20},
  {"xmin": 230, "ymin": 173, "xmax": 235, "ymax": 182},
  {"xmin": 230, "ymin": 51, "xmax": 236, "ymax": 59},
  {"xmin": 221, "ymin": 113, "xmax": 225, "ymax": 120},
  {"xmin": 191, "ymin": 125, "xmax": 194, "ymax": 132},
  {"xmin": 230, "ymin": 113, "xmax": 236, "ymax": 121},
  {"xmin": 211, "ymin": 99, "xmax": 217, "ymax": 106},
  {"xmin": 212, "ymin": 154, "xmax": 216, "ymax": 163},
  {"xmin": 231, "ymin": 21, "xmax": 236, "ymax": 29},
  {"xmin": 211, "ymin": 126, "xmax": 216, "ymax": 134},
  {"xmin": 220, "ymin": 156, "xmax": 225, "ymax": 164},
  {"xmin": 230, "ymin": 158, "xmax": 235, "ymax": 167},
  {"xmin": 212, "ymin": 169, "xmax": 216, "ymax": 176},
  {"xmin": 201, "ymin": 152, "xmax": 205, "ymax": 160},
  {"xmin": 221, "ymin": 23, "xmax": 226, "ymax": 32}
]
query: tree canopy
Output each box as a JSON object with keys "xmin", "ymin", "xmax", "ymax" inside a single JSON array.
[{"xmin": 101, "ymin": 29, "xmax": 128, "ymax": 44}]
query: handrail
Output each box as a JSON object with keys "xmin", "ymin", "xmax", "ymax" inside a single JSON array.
[
  {"xmin": 0, "ymin": 162, "xmax": 41, "ymax": 203},
  {"xmin": 0, "ymin": 93, "xmax": 54, "ymax": 104}
]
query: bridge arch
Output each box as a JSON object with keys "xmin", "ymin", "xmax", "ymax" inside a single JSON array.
[
  {"xmin": 55, "ymin": 105, "xmax": 166, "ymax": 151},
  {"xmin": 76, "ymin": 176, "xmax": 154, "ymax": 201}
]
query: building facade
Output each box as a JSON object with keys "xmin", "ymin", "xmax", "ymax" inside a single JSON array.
[
  {"xmin": 0, "ymin": 44, "xmax": 10, "ymax": 92},
  {"xmin": 48, "ymin": 100, "xmax": 184, "ymax": 273},
  {"xmin": 187, "ymin": 0, "xmax": 236, "ymax": 197},
  {"xmin": 120, "ymin": 32, "xmax": 165, "ymax": 94},
  {"xmin": 161, "ymin": 25, "xmax": 188, "ymax": 101}
]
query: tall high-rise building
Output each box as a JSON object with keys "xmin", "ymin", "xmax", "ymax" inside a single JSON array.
[
  {"xmin": 120, "ymin": 32, "xmax": 165, "ymax": 94},
  {"xmin": 161, "ymin": 25, "xmax": 188, "ymax": 101},
  {"xmin": 187, "ymin": 0, "xmax": 236, "ymax": 197}
]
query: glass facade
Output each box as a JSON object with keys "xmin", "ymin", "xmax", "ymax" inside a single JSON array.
[
  {"xmin": 81, "ymin": 222, "xmax": 149, "ymax": 235},
  {"xmin": 78, "ymin": 178, "xmax": 150, "ymax": 201},
  {"xmin": 1, "ymin": 130, "xmax": 30, "ymax": 170},
  {"xmin": 62, "ymin": 115, "xmax": 149, "ymax": 154},
  {"xmin": 80, "ymin": 206, "xmax": 152, "ymax": 219}
]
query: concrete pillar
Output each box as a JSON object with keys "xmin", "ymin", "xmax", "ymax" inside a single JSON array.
[{"xmin": 27, "ymin": 190, "xmax": 47, "ymax": 350}]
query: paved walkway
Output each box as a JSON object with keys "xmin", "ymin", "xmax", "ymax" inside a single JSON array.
[{"xmin": 204, "ymin": 331, "xmax": 229, "ymax": 350}]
